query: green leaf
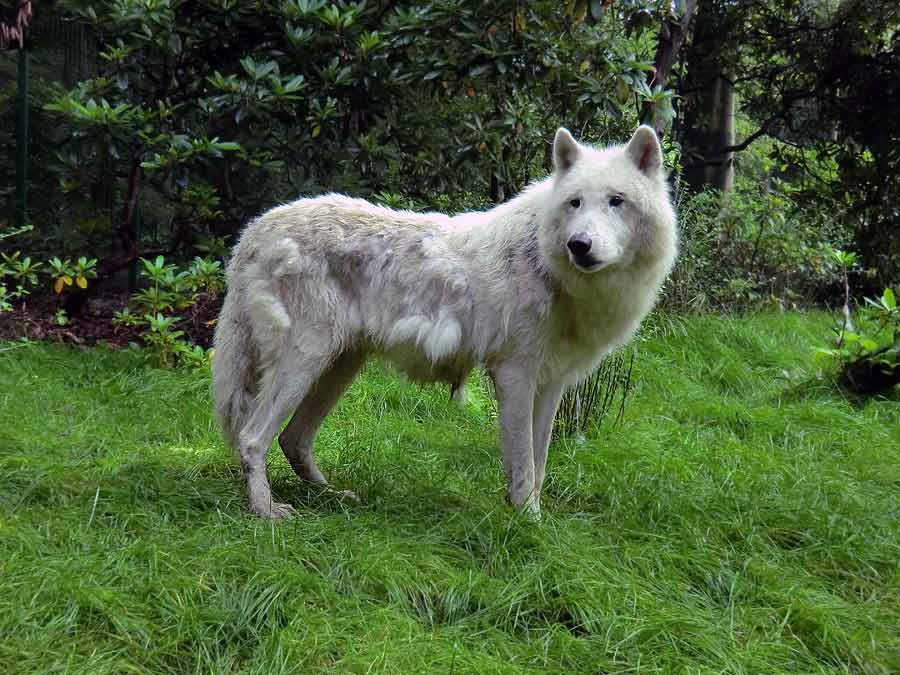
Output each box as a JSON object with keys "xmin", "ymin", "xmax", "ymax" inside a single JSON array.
[
  {"xmin": 812, "ymin": 347, "xmax": 839, "ymax": 362},
  {"xmin": 882, "ymin": 288, "xmax": 896, "ymax": 310},
  {"xmin": 282, "ymin": 75, "xmax": 306, "ymax": 93},
  {"xmin": 168, "ymin": 32, "xmax": 182, "ymax": 55}
]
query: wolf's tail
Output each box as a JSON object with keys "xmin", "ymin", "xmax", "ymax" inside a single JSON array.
[
  {"xmin": 212, "ymin": 288, "xmax": 258, "ymax": 449},
  {"xmin": 212, "ymin": 237, "xmax": 302, "ymax": 448}
]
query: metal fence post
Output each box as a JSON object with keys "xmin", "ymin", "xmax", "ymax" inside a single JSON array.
[{"xmin": 15, "ymin": 41, "xmax": 29, "ymax": 228}]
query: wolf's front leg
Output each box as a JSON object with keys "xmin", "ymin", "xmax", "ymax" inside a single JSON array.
[
  {"xmin": 492, "ymin": 362, "xmax": 539, "ymax": 516},
  {"xmin": 532, "ymin": 381, "xmax": 565, "ymax": 501}
]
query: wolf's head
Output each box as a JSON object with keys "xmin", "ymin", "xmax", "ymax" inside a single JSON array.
[{"xmin": 541, "ymin": 126, "xmax": 676, "ymax": 285}]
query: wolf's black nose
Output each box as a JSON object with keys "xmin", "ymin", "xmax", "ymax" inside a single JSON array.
[{"xmin": 567, "ymin": 233, "xmax": 592, "ymax": 257}]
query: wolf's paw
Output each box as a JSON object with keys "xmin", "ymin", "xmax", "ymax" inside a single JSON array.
[
  {"xmin": 521, "ymin": 501, "xmax": 542, "ymax": 522},
  {"xmin": 509, "ymin": 494, "xmax": 542, "ymax": 521},
  {"xmin": 333, "ymin": 489, "xmax": 361, "ymax": 503},
  {"xmin": 251, "ymin": 501, "xmax": 297, "ymax": 520}
]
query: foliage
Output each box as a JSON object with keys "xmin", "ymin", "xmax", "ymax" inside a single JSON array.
[
  {"xmin": 677, "ymin": 0, "xmax": 900, "ymax": 285},
  {"xmin": 666, "ymin": 162, "xmax": 850, "ymax": 309},
  {"xmin": 0, "ymin": 250, "xmax": 101, "ymax": 313},
  {"xmin": 0, "ymin": 285, "xmax": 12, "ymax": 312},
  {"xmin": 0, "ymin": 251, "xmax": 41, "ymax": 302},
  {"xmin": 47, "ymin": 256, "xmax": 98, "ymax": 295},
  {"xmin": 185, "ymin": 256, "xmax": 225, "ymax": 295},
  {"xmin": 53, "ymin": 308, "xmax": 69, "ymax": 326},
  {"xmin": 817, "ymin": 286, "xmax": 900, "ymax": 394},
  {"xmin": 0, "ymin": 223, "xmax": 33, "ymax": 241},
  {"xmin": 131, "ymin": 256, "xmax": 193, "ymax": 315},
  {"xmin": 21, "ymin": 0, "xmax": 667, "ymax": 276},
  {"xmin": 114, "ymin": 255, "xmax": 222, "ymax": 368},
  {"xmin": 3, "ymin": 0, "xmax": 895, "ymax": 327},
  {"xmin": 139, "ymin": 312, "xmax": 188, "ymax": 369}
]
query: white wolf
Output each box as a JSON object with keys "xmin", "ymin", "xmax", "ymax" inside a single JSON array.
[{"xmin": 212, "ymin": 126, "xmax": 677, "ymax": 519}]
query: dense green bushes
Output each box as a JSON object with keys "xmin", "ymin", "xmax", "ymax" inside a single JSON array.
[
  {"xmin": 670, "ymin": 176, "xmax": 850, "ymax": 310},
  {"xmin": 5, "ymin": 1, "xmax": 662, "ymax": 264},
  {"xmin": 3, "ymin": 1, "xmax": 887, "ymax": 306}
]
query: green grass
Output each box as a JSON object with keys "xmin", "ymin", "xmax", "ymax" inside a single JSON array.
[{"xmin": 1, "ymin": 312, "xmax": 898, "ymax": 673}]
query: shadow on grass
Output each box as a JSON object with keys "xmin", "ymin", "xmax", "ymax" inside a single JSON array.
[
  {"xmin": 4, "ymin": 444, "xmax": 508, "ymax": 531},
  {"xmin": 775, "ymin": 373, "xmax": 900, "ymax": 408}
]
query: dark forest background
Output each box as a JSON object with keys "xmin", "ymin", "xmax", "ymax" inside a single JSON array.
[{"xmin": 1, "ymin": 1, "xmax": 898, "ymax": 333}]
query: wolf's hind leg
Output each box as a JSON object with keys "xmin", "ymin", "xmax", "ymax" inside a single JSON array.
[
  {"xmin": 279, "ymin": 349, "xmax": 366, "ymax": 490},
  {"xmin": 450, "ymin": 374, "xmax": 469, "ymax": 407},
  {"xmin": 238, "ymin": 345, "xmax": 335, "ymax": 519}
]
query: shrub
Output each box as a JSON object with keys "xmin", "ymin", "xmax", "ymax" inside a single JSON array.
[
  {"xmin": 47, "ymin": 256, "xmax": 97, "ymax": 295},
  {"xmin": 665, "ymin": 175, "xmax": 849, "ymax": 310},
  {"xmin": 0, "ymin": 248, "xmax": 101, "ymax": 317},
  {"xmin": 113, "ymin": 255, "xmax": 224, "ymax": 368},
  {"xmin": 0, "ymin": 252, "xmax": 42, "ymax": 303},
  {"xmin": 24, "ymin": 0, "xmax": 665, "ymax": 284},
  {"xmin": 817, "ymin": 287, "xmax": 900, "ymax": 394}
]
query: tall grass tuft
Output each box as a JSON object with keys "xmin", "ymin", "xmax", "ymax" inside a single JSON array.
[{"xmin": 554, "ymin": 346, "xmax": 635, "ymax": 437}]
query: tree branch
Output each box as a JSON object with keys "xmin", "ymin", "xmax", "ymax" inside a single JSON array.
[{"xmin": 718, "ymin": 125, "xmax": 769, "ymax": 154}]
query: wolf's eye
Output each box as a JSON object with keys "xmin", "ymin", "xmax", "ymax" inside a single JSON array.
[
  {"xmin": 569, "ymin": 198, "xmax": 581, "ymax": 208},
  {"xmin": 609, "ymin": 195, "xmax": 624, "ymax": 207}
]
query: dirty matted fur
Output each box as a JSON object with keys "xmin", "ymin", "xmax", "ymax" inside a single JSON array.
[{"xmin": 212, "ymin": 126, "xmax": 677, "ymax": 519}]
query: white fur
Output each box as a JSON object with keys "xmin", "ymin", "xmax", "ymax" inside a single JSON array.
[
  {"xmin": 212, "ymin": 126, "xmax": 677, "ymax": 519},
  {"xmin": 386, "ymin": 310, "xmax": 462, "ymax": 363}
]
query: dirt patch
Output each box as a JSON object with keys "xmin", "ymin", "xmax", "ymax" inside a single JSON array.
[{"xmin": 0, "ymin": 292, "xmax": 222, "ymax": 349}]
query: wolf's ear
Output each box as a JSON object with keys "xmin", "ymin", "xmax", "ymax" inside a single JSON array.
[
  {"xmin": 553, "ymin": 127, "xmax": 580, "ymax": 173},
  {"xmin": 626, "ymin": 125, "xmax": 663, "ymax": 176}
]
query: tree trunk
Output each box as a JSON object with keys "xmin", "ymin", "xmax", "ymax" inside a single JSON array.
[
  {"xmin": 640, "ymin": 0, "xmax": 699, "ymax": 135},
  {"xmin": 683, "ymin": 73, "xmax": 735, "ymax": 193},
  {"xmin": 678, "ymin": 0, "xmax": 736, "ymax": 195}
]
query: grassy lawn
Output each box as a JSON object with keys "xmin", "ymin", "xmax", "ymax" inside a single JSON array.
[{"xmin": 1, "ymin": 312, "xmax": 898, "ymax": 673}]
